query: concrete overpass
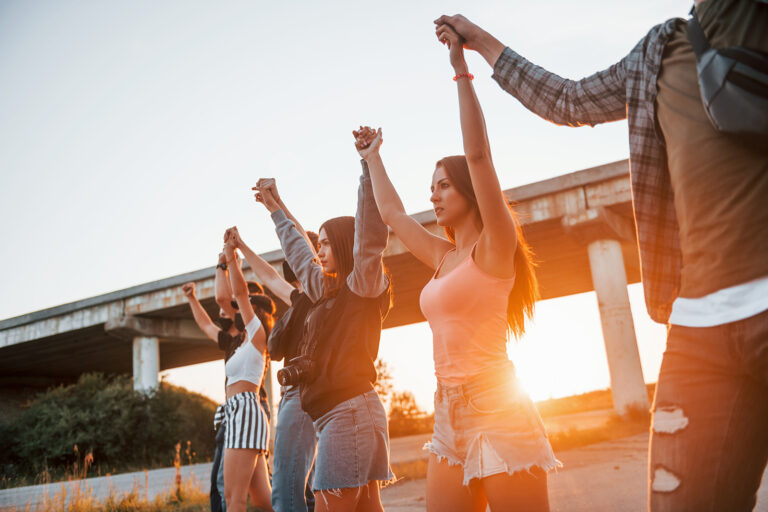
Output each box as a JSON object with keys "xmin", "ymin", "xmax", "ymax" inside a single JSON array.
[{"xmin": 0, "ymin": 160, "xmax": 649, "ymax": 415}]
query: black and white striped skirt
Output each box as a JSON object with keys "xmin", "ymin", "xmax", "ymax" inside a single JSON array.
[{"xmin": 224, "ymin": 391, "xmax": 270, "ymax": 451}]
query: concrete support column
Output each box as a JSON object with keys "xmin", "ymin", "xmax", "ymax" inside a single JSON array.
[
  {"xmin": 587, "ymin": 239, "xmax": 649, "ymax": 416},
  {"xmin": 132, "ymin": 336, "xmax": 159, "ymax": 392}
]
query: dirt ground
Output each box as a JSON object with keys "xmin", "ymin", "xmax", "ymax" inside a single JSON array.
[{"xmin": 381, "ymin": 433, "xmax": 768, "ymax": 512}]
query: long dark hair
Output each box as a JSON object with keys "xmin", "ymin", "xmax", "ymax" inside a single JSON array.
[
  {"xmin": 318, "ymin": 216, "xmax": 355, "ymax": 298},
  {"xmin": 437, "ymin": 155, "xmax": 539, "ymax": 339}
]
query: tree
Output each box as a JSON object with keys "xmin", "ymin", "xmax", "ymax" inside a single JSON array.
[
  {"xmin": 374, "ymin": 359, "xmax": 394, "ymax": 408},
  {"xmin": 388, "ymin": 390, "xmax": 433, "ymax": 438}
]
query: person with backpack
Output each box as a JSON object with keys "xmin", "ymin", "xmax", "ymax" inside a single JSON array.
[{"xmin": 434, "ymin": 4, "xmax": 768, "ymax": 510}]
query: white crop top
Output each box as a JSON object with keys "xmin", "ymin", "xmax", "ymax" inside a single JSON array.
[{"xmin": 225, "ymin": 316, "xmax": 265, "ymax": 386}]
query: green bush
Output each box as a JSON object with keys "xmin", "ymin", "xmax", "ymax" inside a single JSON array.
[
  {"xmin": 388, "ymin": 390, "xmax": 433, "ymax": 438},
  {"xmin": 1, "ymin": 373, "xmax": 217, "ymax": 480}
]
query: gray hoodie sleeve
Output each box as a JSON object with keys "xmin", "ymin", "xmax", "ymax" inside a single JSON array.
[
  {"xmin": 271, "ymin": 209, "xmax": 325, "ymax": 303},
  {"xmin": 347, "ymin": 159, "xmax": 390, "ymax": 298}
]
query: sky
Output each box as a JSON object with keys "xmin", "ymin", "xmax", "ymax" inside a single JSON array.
[{"xmin": 0, "ymin": 0, "xmax": 690, "ymax": 411}]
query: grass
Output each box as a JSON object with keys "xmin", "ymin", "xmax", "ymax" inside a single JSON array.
[
  {"xmin": 536, "ymin": 383, "xmax": 656, "ymax": 418},
  {"xmin": 548, "ymin": 412, "xmax": 649, "ymax": 452},
  {"xmin": 5, "ymin": 478, "xmax": 209, "ymax": 512},
  {"xmin": 5, "ymin": 475, "xmax": 269, "ymax": 512},
  {"xmin": 0, "ymin": 441, "xmax": 209, "ymax": 491}
]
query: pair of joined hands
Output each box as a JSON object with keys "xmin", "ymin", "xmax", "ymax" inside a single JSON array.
[{"xmin": 181, "ymin": 227, "xmax": 245, "ymax": 299}]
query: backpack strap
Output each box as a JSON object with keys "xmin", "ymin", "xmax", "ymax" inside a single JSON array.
[{"xmin": 686, "ymin": 7, "xmax": 711, "ymax": 58}]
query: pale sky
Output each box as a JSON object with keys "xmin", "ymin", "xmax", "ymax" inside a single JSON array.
[{"xmin": 0, "ymin": 0, "xmax": 689, "ymax": 411}]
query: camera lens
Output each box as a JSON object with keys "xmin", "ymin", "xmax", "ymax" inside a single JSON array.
[{"xmin": 277, "ymin": 366, "xmax": 299, "ymax": 386}]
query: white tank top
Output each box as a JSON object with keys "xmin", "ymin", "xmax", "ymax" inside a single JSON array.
[{"xmin": 225, "ymin": 316, "xmax": 265, "ymax": 386}]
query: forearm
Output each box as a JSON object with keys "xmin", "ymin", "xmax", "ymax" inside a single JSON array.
[
  {"xmin": 227, "ymin": 256, "xmax": 249, "ymax": 302},
  {"xmin": 475, "ymin": 30, "xmax": 506, "ymax": 69},
  {"xmin": 455, "ymin": 55, "xmax": 516, "ymax": 240},
  {"xmin": 277, "ymin": 199, "xmax": 318, "ymax": 256},
  {"xmin": 187, "ymin": 296, "xmax": 219, "ymax": 341},
  {"xmin": 214, "ymin": 267, "xmax": 234, "ymax": 310},
  {"xmin": 491, "ymin": 47, "xmax": 628, "ymax": 126},
  {"xmin": 456, "ymin": 73, "xmax": 492, "ymax": 162},
  {"xmin": 364, "ymin": 153, "xmax": 407, "ymax": 225},
  {"xmin": 240, "ymin": 243, "xmax": 282, "ymax": 287},
  {"xmin": 348, "ymin": 160, "xmax": 389, "ymax": 297},
  {"xmin": 272, "ymin": 209, "xmax": 325, "ymax": 302},
  {"xmin": 239, "ymin": 242, "xmax": 294, "ymax": 305}
]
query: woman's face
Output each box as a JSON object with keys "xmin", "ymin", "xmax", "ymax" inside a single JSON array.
[
  {"xmin": 317, "ymin": 227, "xmax": 337, "ymax": 274},
  {"xmin": 430, "ymin": 165, "xmax": 473, "ymax": 227}
]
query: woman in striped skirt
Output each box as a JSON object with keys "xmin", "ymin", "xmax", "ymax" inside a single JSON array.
[{"xmin": 183, "ymin": 237, "xmax": 275, "ymax": 512}]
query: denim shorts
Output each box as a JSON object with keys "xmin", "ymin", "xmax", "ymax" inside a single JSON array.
[
  {"xmin": 312, "ymin": 389, "xmax": 394, "ymax": 491},
  {"xmin": 426, "ymin": 362, "xmax": 561, "ymax": 485}
]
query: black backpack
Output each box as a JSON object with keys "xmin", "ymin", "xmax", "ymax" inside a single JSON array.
[{"xmin": 686, "ymin": 3, "xmax": 768, "ymax": 136}]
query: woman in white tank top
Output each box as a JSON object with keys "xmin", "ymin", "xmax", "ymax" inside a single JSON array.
[{"xmin": 182, "ymin": 235, "xmax": 274, "ymax": 512}]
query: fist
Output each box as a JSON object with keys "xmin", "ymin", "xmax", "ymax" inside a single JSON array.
[
  {"xmin": 433, "ymin": 14, "xmax": 483, "ymax": 50},
  {"xmin": 353, "ymin": 126, "xmax": 383, "ymax": 160},
  {"xmin": 252, "ymin": 183, "xmax": 280, "ymax": 213},
  {"xmin": 182, "ymin": 282, "xmax": 196, "ymax": 298},
  {"xmin": 255, "ymin": 178, "xmax": 280, "ymax": 202},
  {"xmin": 224, "ymin": 226, "xmax": 242, "ymax": 247},
  {"xmin": 435, "ymin": 23, "xmax": 466, "ymax": 69},
  {"xmin": 223, "ymin": 237, "xmax": 237, "ymax": 259}
]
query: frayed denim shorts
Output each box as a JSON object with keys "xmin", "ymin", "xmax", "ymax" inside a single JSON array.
[
  {"xmin": 312, "ymin": 389, "xmax": 394, "ymax": 491},
  {"xmin": 425, "ymin": 362, "xmax": 561, "ymax": 486}
]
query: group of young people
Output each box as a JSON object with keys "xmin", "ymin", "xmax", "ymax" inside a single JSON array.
[{"xmin": 182, "ymin": 3, "xmax": 767, "ymax": 511}]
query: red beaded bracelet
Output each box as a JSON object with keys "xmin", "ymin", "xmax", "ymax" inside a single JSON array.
[{"xmin": 453, "ymin": 72, "xmax": 474, "ymax": 81}]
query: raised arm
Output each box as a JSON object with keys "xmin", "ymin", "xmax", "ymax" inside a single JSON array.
[
  {"xmin": 253, "ymin": 185, "xmax": 325, "ymax": 303},
  {"xmin": 355, "ymin": 128, "xmax": 453, "ymax": 270},
  {"xmin": 227, "ymin": 226, "xmax": 294, "ymax": 306},
  {"xmin": 436, "ymin": 24, "xmax": 517, "ymax": 276},
  {"xmin": 254, "ymin": 178, "xmax": 318, "ymax": 259},
  {"xmin": 434, "ymin": 14, "xmax": 629, "ymax": 127},
  {"xmin": 223, "ymin": 237, "xmax": 267, "ymax": 352},
  {"xmin": 182, "ymin": 282, "xmax": 220, "ymax": 342},
  {"xmin": 214, "ymin": 252, "xmax": 237, "ymax": 319},
  {"xmin": 346, "ymin": 159, "xmax": 390, "ymax": 298}
]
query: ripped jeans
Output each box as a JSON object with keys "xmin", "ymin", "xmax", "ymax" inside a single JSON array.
[{"xmin": 650, "ymin": 309, "xmax": 768, "ymax": 511}]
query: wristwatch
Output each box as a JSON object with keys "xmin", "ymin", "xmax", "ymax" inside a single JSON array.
[{"xmin": 216, "ymin": 262, "xmax": 227, "ymax": 271}]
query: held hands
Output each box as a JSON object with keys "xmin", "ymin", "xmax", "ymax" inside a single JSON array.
[
  {"xmin": 255, "ymin": 178, "xmax": 281, "ymax": 204},
  {"xmin": 353, "ymin": 126, "xmax": 383, "ymax": 161},
  {"xmin": 182, "ymin": 282, "xmax": 196, "ymax": 299},
  {"xmin": 252, "ymin": 180, "xmax": 281, "ymax": 213},
  {"xmin": 224, "ymin": 226, "xmax": 245, "ymax": 248},
  {"xmin": 222, "ymin": 230, "xmax": 238, "ymax": 262},
  {"xmin": 435, "ymin": 23, "xmax": 467, "ymax": 72},
  {"xmin": 434, "ymin": 15, "xmax": 484, "ymax": 52}
]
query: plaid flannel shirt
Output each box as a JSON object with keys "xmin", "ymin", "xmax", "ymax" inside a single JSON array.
[{"xmin": 492, "ymin": 18, "xmax": 685, "ymax": 324}]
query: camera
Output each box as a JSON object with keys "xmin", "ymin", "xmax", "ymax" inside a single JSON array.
[{"xmin": 277, "ymin": 355, "xmax": 313, "ymax": 387}]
